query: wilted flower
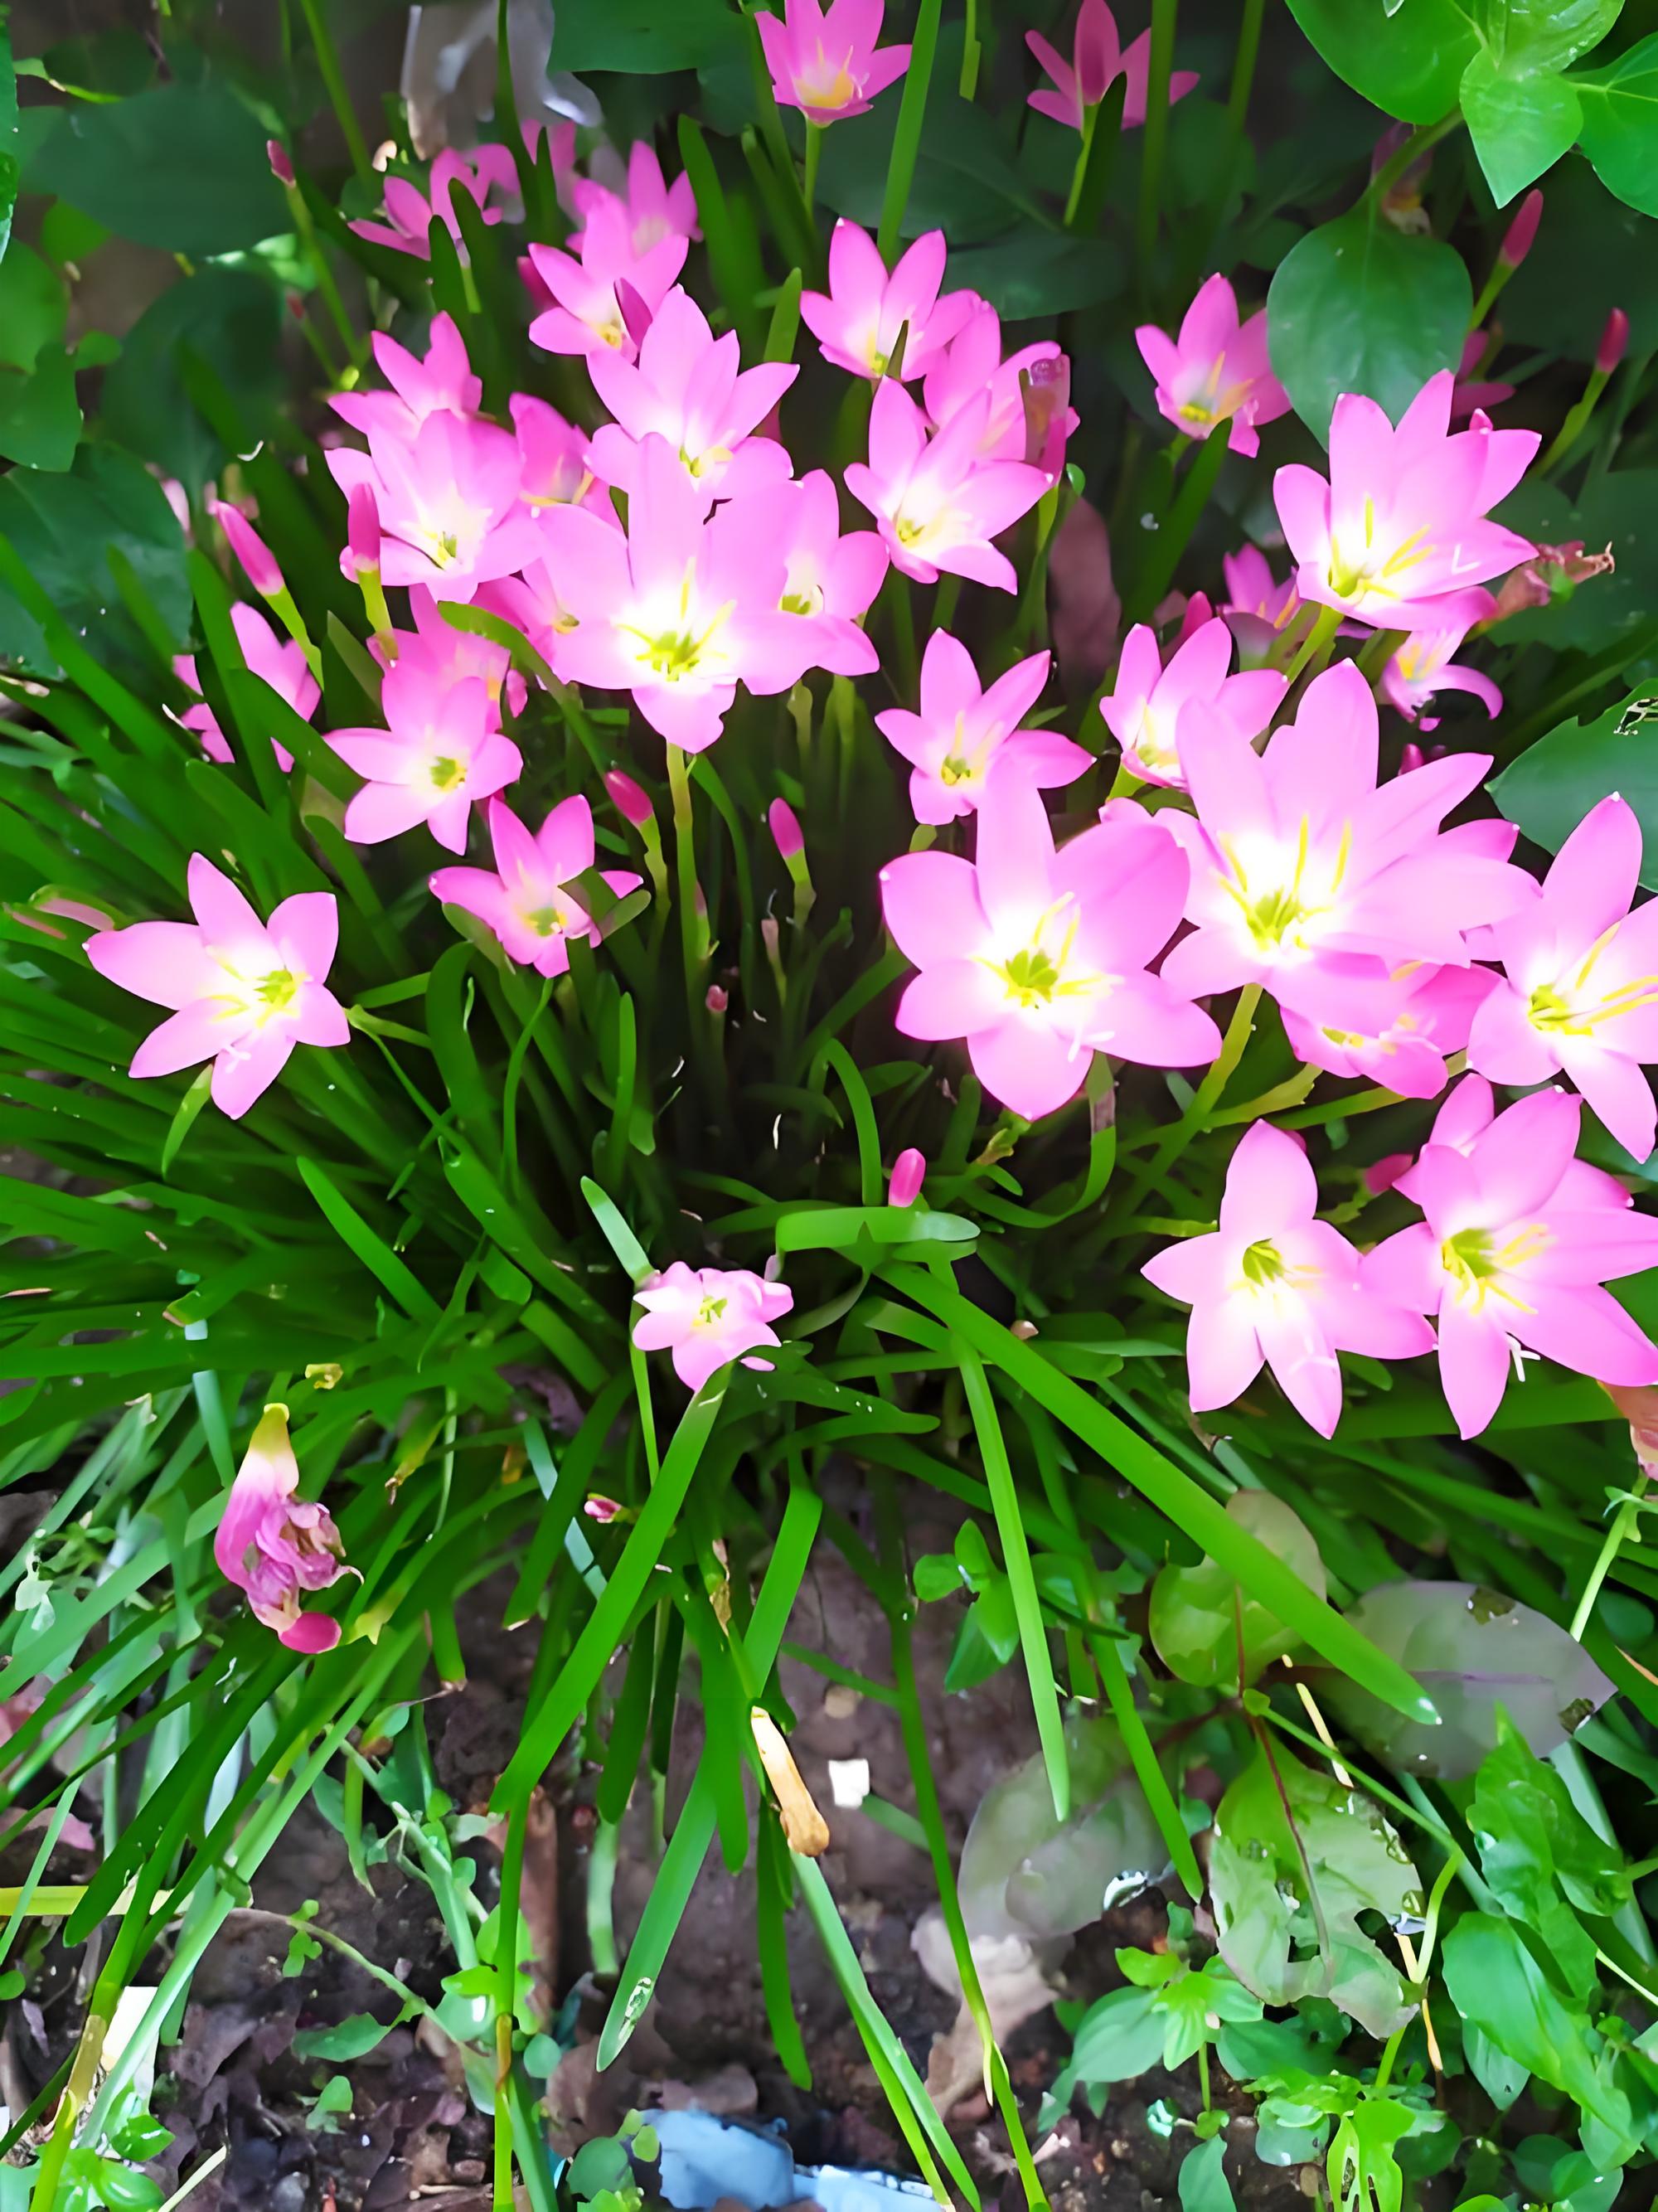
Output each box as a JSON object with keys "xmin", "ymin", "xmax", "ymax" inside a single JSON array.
[
  {"xmin": 215, "ymin": 1404, "xmax": 351, "ymax": 1652},
  {"xmin": 633, "ymin": 1263, "xmax": 795, "ymax": 1390}
]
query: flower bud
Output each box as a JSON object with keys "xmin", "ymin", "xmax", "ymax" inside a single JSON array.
[
  {"xmin": 1597, "ymin": 307, "xmax": 1629, "ymax": 376},
  {"xmin": 706, "ymin": 983, "xmax": 729, "ymax": 1014},
  {"xmin": 347, "ymin": 484, "xmax": 381, "ymax": 575},
  {"xmin": 768, "ymin": 798, "xmax": 804, "ymax": 861},
  {"xmin": 268, "ymin": 138, "xmax": 297, "ymax": 187},
  {"xmin": 209, "ymin": 499, "xmax": 282, "ymax": 598},
  {"xmin": 887, "ymin": 1148, "xmax": 926, "ymax": 1208},
  {"xmin": 1499, "ymin": 187, "xmax": 1543, "ymax": 270},
  {"xmin": 584, "ymin": 1494, "xmax": 624, "ymax": 1523},
  {"xmin": 1364, "ymin": 1152, "xmax": 1413, "ymax": 1197},
  {"xmin": 604, "ymin": 768, "xmax": 653, "ymax": 826}
]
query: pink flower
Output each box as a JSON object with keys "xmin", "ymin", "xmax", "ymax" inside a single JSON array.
[
  {"xmin": 1099, "ymin": 614, "xmax": 1283, "ymax": 789},
  {"xmin": 1365, "ymin": 1079, "xmax": 1658, "ymax": 1438},
  {"xmin": 585, "ymin": 286, "xmax": 797, "ymax": 497},
  {"xmin": 757, "ymin": 0, "xmax": 910, "ymax": 123},
  {"xmin": 1273, "ymin": 371, "xmax": 1539, "ymax": 631},
  {"xmin": 1467, "ymin": 794, "xmax": 1658, "ymax": 1164},
  {"xmin": 875, "ymin": 632, "xmax": 1088, "ymax": 823},
  {"xmin": 1219, "ymin": 545, "xmax": 1301, "ymax": 666},
  {"xmin": 510, "ymin": 394, "xmax": 605, "ymax": 512},
  {"xmin": 773, "ymin": 469, "xmax": 887, "ymax": 676},
  {"xmin": 633, "ymin": 1262, "xmax": 795, "ymax": 1390},
  {"xmin": 526, "ymin": 198, "xmax": 688, "ymax": 361},
  {"xmin": 888, "ymin": 1147, "xmax": 927, "ymax": 1206},
  {"xmin": 1380, "ymin": 625, "xmax": 1502, "ymax": 729},
  {"xmin": 570, "ymin": 140, "xmax": 700, "ymax": 257},
  {"xmin": 1145, "ymin": 1121, "xmax": 1431, "ymax": 1436},
  {"xmin": 430, "ymin": 794, "xmax": 641, "ymax": 975},
  {"xmin": 326, "ymin": 411, "xmax": 542, "ymax": 600},
  {"xmin": 349, "ymin": 144, "xmax": 518, "ymax": 260},
  {"xmin": 1161, "ymin": 662, "xmax": 1530, "ymax": 1017},
  {"xmin": 1277, "ymin": 958, "xmax": 1495, "ymax": 1100},
  {"xmin": 1135, "ymin": 274, "xmax": 1290, "ymax": 458},
  {"xmin": 328, "ymin": 664, "xmax": 521, "ymax": 852},
  {"xmin": 1026, "ymin": 0, "xmax": 1198, "ymax": 131},
  {"xmin": 215, "ymin": 1404, "xmax": 350, "ymax": 1652},
  {"xmin": 175, "ymin": 604, "xmax": 318, "ymax": 769},
  {"xmin": 86, "ymin": 857, "xmax": 347, "ymax": 1119},
  {"xmin": 880, "ymin": 767, "xmax": 1220, "ymax": 1122},
  {"xmin": 845, "ymin": 377, "xmax": 1049, "ymax": 590},
  {"xmin": 525, "ymin": 435, "xmax": 809, "ymax": 749},
  {"xmin": 384, "ymin": 586, "xmax": 527, "ymax": 718},
  {"xmin": 329, "ymin": 313, "xmax": 481, "ymax": 442},
  {"xmin": 802, "ymin": 222, "xmax": 977, "ymax": 381},
  {"xmin": 922, "ymin": 304, "xmax": 1076, "ymax": 475},
  {"xmin": 210, "ymin": 499, "xmax": 282, "ymax": 596}
]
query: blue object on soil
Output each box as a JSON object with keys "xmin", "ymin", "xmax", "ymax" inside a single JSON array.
[{"xmin": 642, "ymin": 2109, "xmax": 938, "ymax": 2211}]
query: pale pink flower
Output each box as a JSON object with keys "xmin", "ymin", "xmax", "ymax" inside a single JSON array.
[
  {"xmin": 430, "ymin": 795, "xmax": 642, "ymax": 975},
  {"xmin": 922, "ymin": 304, "xmax": 1076, "ymax": 475},
  {"xmin": 758, "ymin": 0, "xmax": 910, "ymax": 123},
  {"xmin": 1468, "ymin": 794, "xmax": 1658, "ymax": 1164},
  {"xmin": 349, "ymin": 143, "xmax": 518, "ymax": 260},
  {"xmin": 1161, "ymin": 662, "xmax": 1531, "ymax": 1016},
  {"xmin": 1135, "ymin": 274, "xmax": 1290, "ymax": 457},
  {"xmin": 86, "ymin": 857, "xmax": 347, "ymax": 1118},
  {"xmin": 633, "ymin": 1262, "xmax": 795, "ymax": 1390},
  {"xmin": 510, "ymin": 393, "xmax": 606, "ymax": 512},
  {"xmin": 381, "ymin": 587, "xmax": 528, "ymax": 718},
  {"xmin": 1098, "ymin": 614, "xmax": 1283, "ymax": 789},
  {"xmin": 325, "ymin": 410, "xmax": 542, "ymax": 600},
  {"xmin": 880, "ymin": 767, "xmax": 1219, "ymax": 1122},
  {"xmin": 845, "ymin": 378, "xmax": 1049, "ymax": 590},
  {"xmin": 1026, "ymin": 0, "xmax": 1198, "ymax": 131},
  {"xmin": 570, "ymin": 141, "xmax": 700, "ymax": 256},
  {"xmin": 329, "ymin": 313, "xmax": 481, "ymax": 442},
  {"xmin": 1392, "ymin": 1073, "xmax": 1630, "ymax": 1211},
  {"xmin": 175, "ymin": 604, "xmax": 318, "ymax": 770},
  {"xmin": 329, "ymin": 666, "xmax": 521, "ymax": 852},
  {"xmin": 1273, "ymin": 371, "xmax": 1539, "ymax": 631},
  {"xmin": 215, "ymin": 1404, "xmax": 350, "ymax": 1652},
  {"xmin": 526, "ymin": 198, "xmax": 688, "ymax": 362},
  {"xmin": 773, "ymin": 469, "xmax": 887, "ymax": 677},
  {"xmin": 1365, "ymin": 1081, "xmax": 1658, "ymax": 1438},
  {"xmin": 1145, "ymin": 1121, "xmax": 1431, "ymax": 1436},
  {"xmin": 1278, "ymin": 958, "xmax": 1495, "ymax": 1100},
  {"xmin": 586, "ymin": 286, "xmax": 797, "ymax": 497},
  {"xmin": 875, "ymin": 632, "xmax": 1087, "ymax": 824},
  {"xmin": 1381, "ymin": 625, "xmax": 1502, "ymax": 729},
  {"xmin": 802, "ymin": 222, "xmax": 977, "ymax": 381}
]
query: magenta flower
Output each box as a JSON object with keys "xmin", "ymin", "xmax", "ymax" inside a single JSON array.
[
  {"xmin": 215, "ymin": 1404, "xmax": 351, "ymax": 1652},
  {"xmin": 349, "ymin": 144, "xmax": 518, "ymax": 260},
  {"xmin": 1026, "ymin": 0, "xmax": 1198, "ymax": 131},
  {"xmin": 430, "ymin": 795, "xmax": 642, "ymax": 976},
  {"xmin": 526, "ymin": 435, "xmax": 808, "ymax": 749},
  {"xmin": 510, "ymin": 393, "xmax": 604, "ymax": 513},
  {"xmin": 875, "ymin": 632, "xmax": 1088, "ymax": 824},
  {"xmin": 1273, "ymin": 371, "xmax": 1539, "ymax": 631},
  {"xmin": 175, "ymin": 603, "xmax": 318, "ymax": 770},
  {"xmin": 1145, "ymin": 1122, "xmax": 1431, "ymax": 1436},
  {"xmin": 570, "ymin": 140, "xmax": 700, "ymax": 257},
  {"xmin": 773, "ymin": 469, "xmax": 887, "ymax": 677},
  {"xmin": 86, "ymin": 856, "xmax": 347, "ymax": 1119},
  {"xmin": 758, "ymin": 0, "xmax": 910, "ymax": 123},
  {"xmin": 922, "ymin": 304, "xmax": 1077, "ymax": 478},
  {"xmin": 1365, "ymin": 1080, "xmax": 1658, "ymax": 1438},
  {"xmin": 329, "ymin": 313, "xmax": 481, "ymax": 443},
  {"xmin": 633, "ymin": 1262, "xmax": 795, "ymax": 1390},
  {"xmin": 1467, "ymin": 794, "xmax": 1658, "ymax": 1163},
  {"xmin": 1380, "ymin": 625, "xmax": 1502, "ymax": 729},
  {"xmin": 526, "ymin": 198, "xmax": 688, "ymax": 361},
  {"xmin": 586, "ymin": 286, "xmax": 797, "ymax": 497},
  {"xmin": 1277, "ymin": 957, "xmax": 1495, "ymax": 1100},
  {"xmin": 880, "ymin": 767, "xmax": 1220, "ymax": 1121},
  {"xmin": 328, "ymin": 666, "xmax": 522, "ymax": 851},
  {"xmin": 1098, "ymin": 614, "xmax": 1284, "ymax": 789},
  {"xmin": 1135, "ymin": 274, "xmax": 1290, "ymax": 457},
  {"xmin": 326, "ymin": 411, "xmax": 542, "ymax": 600},
  {"xmin": 1160, "ymin": 662, "xmax": 1530, "ymax": 1016},
  {"xmin": 802, "ymin": 222, "xmax": 977, "ymax": 381},
  {"xmin": 845, "ymin": 378, "xmax": 1049, "ymax": 590}
]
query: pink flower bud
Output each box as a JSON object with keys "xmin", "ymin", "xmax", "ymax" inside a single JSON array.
[
  {"xmin": 584, "ymin": 1494, "xmax": 623, "ymax": 1523},
  {"xmin": 604, "ymin": 768, "xmax": 653, "ymax": 827},
  {"xmin": 209, "ymin": 499, "xmax": 282, "ymax": 598},
  {"xmin": 1364, "ymin": 1152, "xmax": 1413, "ymax": 1197},
  {"xmin": 706, "ymin": 983, "xmax": 729, "ymax": 1014},
  {"xmin": 887, "ymin": 1148, "xmax": 926, "ymax": 1208},
  {"xmin": 1399, "ymin": 741, "xmax": 1425, "ymax": 776},
  {"xmin": 285, "ymin": 289, "xmax": 306, "ymax": 322},
  {"xmin": 1597, "ymin": 307, "xmax": 1629, "ymax": 376},
  {"xmin": 1500, "ymin": 187, "xmax": 1543, "ymax": 270},
  {"xmin": 768, "ymin": 798, "xmax": 804, "ymax": 860},
  {"xmin": 268, "ymin": 138, "xmax": 296, "ymax": 187},
  {"xmin": 347, "ymin": 484, "xmax": 381, "ymax": 574}
]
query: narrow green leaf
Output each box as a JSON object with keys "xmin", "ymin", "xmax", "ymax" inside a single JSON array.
[
  {"xmin": 876, "ymin": 0, "xmax": 943, "ymax": 261},
  {"xmin": 580, "ymin": 1175, "xmax": 655, "ymax": 1287},
  {"xmin": 295, "ymin": 1156, "xmax": 439, "ymax": 1320}
]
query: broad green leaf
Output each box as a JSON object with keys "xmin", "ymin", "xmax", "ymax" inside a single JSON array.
[
  {"xmin": 1462, "ymin": 2020, "xmax": 1529, "ymax": 2110},
  {"xmin": 546, "ymin": 0, "xmax": 742, "ymax": 70},
  {"xmin": 100, "ymin": 268, "xmax": 284, "ymax": 495},
  {"xmin": 0, "ymin": 344, "xmax": 80, "ymax": 471},
  {"xmin": 1500, "ymin": 159, "xmax": 1658, "ymax": 360},
  {"xmin": 1575, "ymin": 33, "xmax": 1658, "ymax": 218},
  {"xmin": 292, "ymin": 2010, "xmax": 406, "ymax": 2060},
  {"xmin": 1474, "ymin": 0, "xmax": 1618, "ymax": 73},
  {"xmin": 1284, "ymin": 0, "xmax": 1478, "ymax": 123},
  {"xmin": 1493, "ymin": 691, "xmax": 1658, "ymax": 877},
  {"xmin": 1461, "ymin": 53, "xmax": 1582, "ymax": 205},
  {"xmin": 1148, "ymin": 1491, "xmax": 1326, "ymax": 1688},
  {"xmin": 1064, "ymin": 1985, "xmax": 1165, "ymax": 2090},
  {"xmin": 818, "ymin": 93, "xmax": 1046, "ymax": 246},
  {"xmin": 1267, "ymin": 209, "xmax": 1471, "ymax": 441},
  {"xmin": 0, "ymin": 443, "xmax": 187, "ymax": 676},
  {"xmin": 0, "ymin": 245, "xmax": 67, "ymax": 374},
  {"xmin": 947, "ymin": 229, "xmax": 1122, "ymax": 318},
  {"xmin": 1178, "ymin": 2137, "xmax": 1238, "ymax": 2212},
  {"xmin": 1320, "ymin": 1581, "xmax": 1615, "ymax": 1778}
]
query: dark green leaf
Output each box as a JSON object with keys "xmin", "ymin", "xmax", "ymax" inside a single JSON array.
[
  {"xmin": 101, "ymin": 269, "xmax": 284, "ymax": 495},
  {"xmin": 818, "ymin": 95, "xmax": 1046, "ymax": 245},
  {"xmin": 1284, "ymin": 0, "xmax": 1479, "ymax": 123},
  {"xmin": 1576, "ymin": 33, "xmax": 1658, "ymax": 218},
  {"xmin": 1463, "ymin": 2020, "xmax": 1530, "ymax": 2111},
  {"xmin": 0, "ymin": 245, "xmax": 67, "ymax": 373},
  {"xmin": 1500, "ymin": 160, "xmax": 1658, "ymax": 360},
  {"xmin": 0, "ymin": 344, "xmax": 80, "ymax": 471},
  {"xmin": 546, "ymin": 0, "xmax": 741, "ymax": 70},
  {"xmin": 1497, "ymin": 468, "xmax": 1658, "ymax": 653},
  {"xmin": 947, "ymin": 230, "xmax": 1123, "ymax": 318},
  {"xmin": 0, "ymin": 444, "xmax": 188, "ymax": 676},
  {"xmin": 1462, "ymin": 55, "xmax": 1582, "ymax": 205}
]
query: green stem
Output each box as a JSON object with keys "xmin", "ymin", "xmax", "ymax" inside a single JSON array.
[
  {"xmin": 1227, "ymin": 0, "xmax": 1267, "ymax": 132},
  {"xmin": 1281, "ymin": 603, "xmax": 1341, "ymax": 687},
  {"xmin": 1365, "ymin": 115, "xmax": 1458, "ymax": 210},
  {"xmin": 1136, "ymin": 0, "xmax": 1179, "ymax": 278},
  {"xmin": 1352, "ymin": 625, "xmax": 1404, "ymax": 682},
  {"xmin": 282, "ymin": 178, "xmax": 364, "ymax": 368},
  {"xmin": 666, "ymin": 745, "xmax": 711, "ymax": 1076},
  {"xmin": 803, "ymin": 122, "xmax": 823, "ymax": 221},
  {"xmin": 493, "ymin": 1801, "xmax": 526, "ymax": 2211},
  {"xmin": 1115, "ymin": 984, "xmax": 1261, "ymax": 1223},
  {"xmin": 960, "ymin": 0, "xmax": 982, "ymax": 98},
  {"xmin": 1064, "ymin": 103, "xmax": 1098, "ymax": 228},
  {"xmin": 297, "ymin": 0, "xmax": 373, "ymax": 189},
  {"xmin": 1571, "ymin": 1468, "xmax": 1651, "ymax": 1641}
]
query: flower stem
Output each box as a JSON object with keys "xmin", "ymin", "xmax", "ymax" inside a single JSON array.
[
  {"xmin": 1281, "ymin": 603, "xmax": 1341, "ymax": 687},
  {"xmin": 1115, "ymin": 982, "xmax": 1261, "ymax": 1223},
  {"xmin": 1228, "ymin": 0, "xmax": 1267, "ymax": 132},
  {"xmin": 1136, "ymin": 0, "xmax": 1179, "ymax": 278},
  {"xmin": 1064, "ymin": 102, "xmax": 1098, "ymax": 228},
  {"xmin": 803, "ymin": 122, "xmax": 823, "ymax": 221},
  {"xmin": 1571, "ymin": 1468, "xmax": 1651, "ymax": 1641},
  {"xmin": 296, "ymin": 0, "xmax": 373, "ymax": 190}
]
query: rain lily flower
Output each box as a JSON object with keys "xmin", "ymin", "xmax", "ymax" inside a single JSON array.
[
  {"xmin": 633, "ymin": 1263, "xmax": 794, "ymax": 1390},
  {"xmin": 1219, "ymin": 544, "xmax": 1301, "ymax": 665},
  {"xmin": 1364, "ymin": 1081, "xmax": 1658, "ymax": 1438},
  {"xmin": 875, "ymin": 632, "xmax": 1088, "ymax": 823},
  {"xmin": 845, "ymin": 378, "xmax": 1049, "ymax": 590},
  {"xmin": 526, "ymin": 197, "xmax": 688, "ymax": 361},
  {"xmin": 571, "ymin": 140, "xmax": 700, "ymax": 255},
  {"xmin": 1161, "ymin": 662, "xmax": 1531, "ymax": 1015},
  {"xmin": 1145, "ymin": 1122, "xmax": 1432, "ymax": 1436},
  {"xmin": 1467, "ymin": 794, "xmax": 1658, "ymax": 1164},
  {"xmin": 329, "ymin": 313, "xmax": 481, "ymax": 442},
  {"xmin": 1098, "ymin": 614, "xmax": 1283, "ymax": 789},
  {"xmin": 383, "ymin": 587, "xmax": 528, "ymax": 718},
  {"xmin": 349, "ymin": 144, "xmax": 520, "ymax": 260},
  {"xmin": 510, "ymin": 393, "xmax": 606, "ymax": 512},
  {"xmin": 86, "ymin": 856, "xmax": 347, "ymax": 1119},
  {"xmin": 1277, "ymin": 957, "xmax": 1495, "ymax": 1100},
  {"xmin": 1135, "ymin": 274, "xmax": 1290, "ymax": 457},
  {"xmin": 215, "ymin": 1404, "xmax": 350, "ymax": 1652},
  {"xmin": 430, "ymin": 795, "xmax": 642, "ymax": 976},
  {"xmin": 923, "ymin": 304, "xmax": 1076, "ymax": 474},
  {"xmin": 773, "ymin": 469, "xmax": 887, "ymax": 676},
  {"xmin": 175, "ymin": 603, "xmax": 318, "ymax": 770},
  {"xmin": 1273, "ymin": 370, "xmax": 1539, "ymax": 630},
  {"xmin": 329, "ymin": 666, "xmax": 521, "ymax": 851},
  {"xmin": 585, "ymin": 286, "xmax": 797, "ymax": 497},
  {"xmin": 880, "ymin": 766, "xmax": 1220, "ymax": 1122},
  {"xmin": 326, "ymin": 410, "xmax": 542, "ymax": 599},
  {"xmin": 758, "ymin": 0, "xmax": 911, "ymax": 123},
  {"xmin": 1026, "ymin": 0, "xmax": 1198, "ymax": 131},
  {"xmin": 1381, "ymin": 626, "xmax": 1502, "ymax": 728},
  {"xmin": 802, "ymin": 223, "xmax": 977, "ymax": 381},
  {"xmin": 527, "ymin": 434, "xmax": 807, "ymax": 749}
]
